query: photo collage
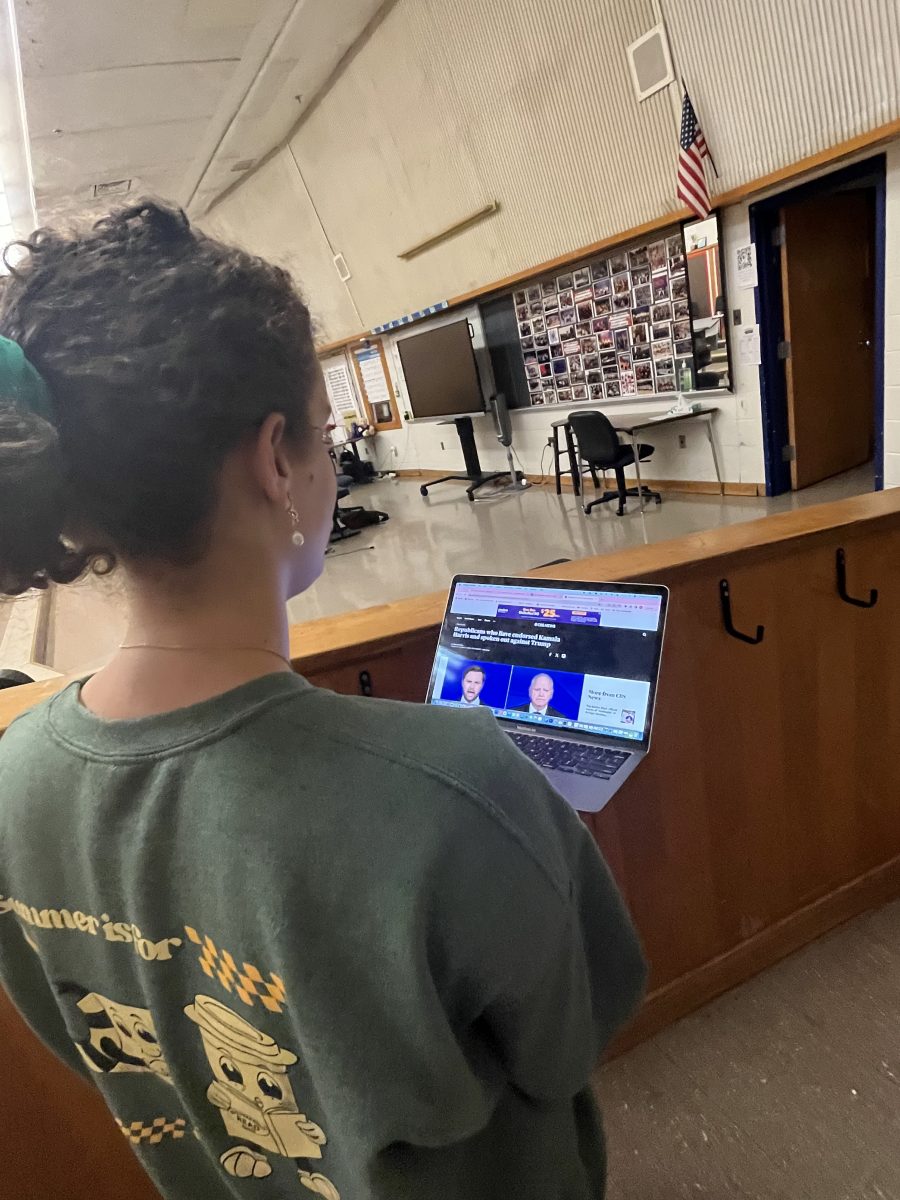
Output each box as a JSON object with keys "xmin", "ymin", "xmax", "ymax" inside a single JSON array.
[{"xmin": 514, "ymin": 231, "xmax": 693, "ymax": 407}]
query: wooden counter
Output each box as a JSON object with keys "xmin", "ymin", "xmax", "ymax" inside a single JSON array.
[{"xmin": 4, "ymin": 489, "xmax": 900, "ymax": 1195}]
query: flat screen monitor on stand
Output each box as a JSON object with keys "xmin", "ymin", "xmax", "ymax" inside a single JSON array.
[{"xmin": 396, "ymin": 319, "xmax": 509, "ymax": 501}]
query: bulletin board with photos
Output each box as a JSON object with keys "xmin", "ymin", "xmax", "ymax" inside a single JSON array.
[{"xmin": 513, "ymin": 228, "xmax": 706, "ymax": 407}]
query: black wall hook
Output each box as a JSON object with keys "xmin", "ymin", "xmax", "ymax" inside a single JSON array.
[
  {"xmin": 720, "ymin": 579, "xmax": 765, "ymax": 644},
  {"xmin": 836, "ymin": 548, "xmax": 878, "ymax": 608}
]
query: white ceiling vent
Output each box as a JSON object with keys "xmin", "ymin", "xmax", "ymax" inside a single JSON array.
[
  {"xmin": 627, "ymin": 24, "xmax": 674, "ymax": 102},
  {"xmin": 231, "ymin": 158, "xmax": 257, "ymax": 173},
  {"xmin": 92, "ymin": 179, "xmax": 132, "ymax": 198}
]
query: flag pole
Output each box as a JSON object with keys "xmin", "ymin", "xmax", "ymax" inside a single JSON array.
[{"xmin": 681, "ymin": 77, "xmax": 720, "ymax": 179}]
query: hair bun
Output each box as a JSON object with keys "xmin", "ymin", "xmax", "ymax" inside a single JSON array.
[
  {"xmin": 0, "ymin": 408, "xmax": 91, "ymax": 593},
  {"xmin": 95, "ymin": 200, "xmax": 192, "ymax": 247}
]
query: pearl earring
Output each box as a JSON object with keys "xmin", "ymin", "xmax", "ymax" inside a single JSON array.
[{"xmin": 287, "ymin": 494, "xmax": 305, "ymax": 548}]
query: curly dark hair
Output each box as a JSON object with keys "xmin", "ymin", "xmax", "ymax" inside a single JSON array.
[{"xmin": 0, "ymin": 199, "xmax": 319, "ymax": 595}]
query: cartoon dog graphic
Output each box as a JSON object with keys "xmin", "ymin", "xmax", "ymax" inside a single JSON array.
[
  {"xmin": 56, "ymin": 982, "xmax": 172, "ymax": 1082},
  {"xmin": 185, "ymin": 994, "xmax": 340, "ymax": 1198}
]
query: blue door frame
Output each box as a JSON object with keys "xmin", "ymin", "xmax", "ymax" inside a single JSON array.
[{"xmin": 749, "ymin": 154, "xmax": 886, "ymax": 496}]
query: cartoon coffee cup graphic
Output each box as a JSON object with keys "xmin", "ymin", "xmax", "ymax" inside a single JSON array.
[{"xmin": 186, "ymin": 994, "xmax": 339, "ymax": 1197}]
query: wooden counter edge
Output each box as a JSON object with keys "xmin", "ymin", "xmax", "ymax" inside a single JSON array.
[
  {"xmin": 2, "ymin": 488, "xmax": 898, "ymax": 734},
  {"xmin": 286, "ymin": 487, "xmax": 900, "ymax": 662}
]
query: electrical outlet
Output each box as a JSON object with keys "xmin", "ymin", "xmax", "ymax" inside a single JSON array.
[
  {"xmin": 440, "ymin": 441, "xmax": 445, "ymax": 451},
  {"xmin": 678, "ymin": 434, "xmax": 687, "ymax": 449},
  {"xmin": 391, "ymin": 446, "xmax": 398, "ymax": 458}
]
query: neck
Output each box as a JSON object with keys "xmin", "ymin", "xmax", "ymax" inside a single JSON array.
[
  {"xmin": 125, "ymin": 565, "xmax": 290, "ymax": 656},
  {"xmin": 82, "ymin": 552, "xmax": 292, "ymax": 719}
]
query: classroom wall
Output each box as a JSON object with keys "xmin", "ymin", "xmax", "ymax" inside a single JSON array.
[
  {"xmin": 201, "ymin": 149, "xmax": 361, "ymax": 341},
  {"xmin": 367, "ymin": 199, "xmax": 765, "ymax": 487},
  {"xmin": 361, "ymin": 143, "xmax": 900, "ymax": 490},
  {"xmin": 201, "ymin": 0, "xmax": 900, "ymax": 490}
]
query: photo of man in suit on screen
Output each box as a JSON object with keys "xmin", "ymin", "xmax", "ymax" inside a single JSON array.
[
  {"xmin": 459, "ymin": 665, "xmax": 486, "ymax": 706},
  {"xmin": 513, "ymin": 673, "xmax": 565, "ymax": 718}
]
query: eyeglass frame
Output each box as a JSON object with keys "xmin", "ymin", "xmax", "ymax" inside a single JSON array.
[{"xmin": 309, "ymin": 423, "xmax": 337, "ymax": 446}]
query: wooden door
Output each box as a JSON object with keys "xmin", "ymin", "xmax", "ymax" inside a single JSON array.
[{"xmin": 780, "ymin": 189, "xmax": 875, "ymax": 489}]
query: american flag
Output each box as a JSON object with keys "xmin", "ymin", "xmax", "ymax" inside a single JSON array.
[{"xmin": 677, "ymin": 91, "xmax": 711, "ymax": 219}]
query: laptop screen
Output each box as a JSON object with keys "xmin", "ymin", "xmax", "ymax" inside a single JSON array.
[{"xmin": 426, "ymin": 576, "xmax": 667, "ymax": 745}]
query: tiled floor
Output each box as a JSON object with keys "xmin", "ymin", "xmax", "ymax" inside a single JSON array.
[
  {"xmin": 28, "ymin": 463, "xmax": 875, "ymax": 674},
  {"xmin": 286, "ymin": 463, "xmax": 875, "ymax": 624},
  {"xmin": 598, "ymin": 898, "xmax": 900, "ymax": 1200}
]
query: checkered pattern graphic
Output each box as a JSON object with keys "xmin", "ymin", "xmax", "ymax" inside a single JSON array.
[
  {"xmin": 117, "ymin": 1117, "xmax": 186, "ymax": 1145},
  {"xmin": 371, "ymin": 300, "xmax": 449, "ymax": 334},
  {"xmin": 184, "ymin": 926, "xmax": 287, "ymax": 1013}
]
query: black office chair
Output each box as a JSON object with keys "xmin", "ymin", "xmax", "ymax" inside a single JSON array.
[
  {"xmin": 568, "ymin": 410, "xmax": 661, "ymax": 516},
  {"xmin": 0, "ymin": 669, "xmax": 34, "ymax": 689}
]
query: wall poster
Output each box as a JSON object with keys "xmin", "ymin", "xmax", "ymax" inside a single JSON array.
[{"xmin": 513, "ymin": 229, "xmax": 694, "ymax": 406}]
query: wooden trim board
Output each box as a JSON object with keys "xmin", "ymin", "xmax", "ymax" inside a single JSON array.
[
  {"xmin": 317, "ymin": 118, "xmax": 900, "ymax": 357},
  {"xmin": 610, "ymin": 850, "xmax": 900, "ymax": 1057},
  {"xmin": 532, "ymin": 474, "xmax": 761, "ymax": 497},
  {"xmin": 393, "ymin": 469, "xmax": 761, "ymax": 495}
]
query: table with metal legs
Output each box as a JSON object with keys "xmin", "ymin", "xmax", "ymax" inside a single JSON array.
[
  {"xmin": 552, "ymin": 407, "xmax": 723, "ymax": 507},
  {"xmin": 613, "ymin": 407, "xmax": 723, "ymax": 509},
  {"xmin": 550, "ymin": 417, "xmax": 583, "ymax": 495}
]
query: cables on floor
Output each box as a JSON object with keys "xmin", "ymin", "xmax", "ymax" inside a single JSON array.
[{"xmin": 539, "ymin": 441, "xmax": 551, "ymax": 486}]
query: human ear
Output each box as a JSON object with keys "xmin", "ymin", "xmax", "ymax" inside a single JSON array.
[{"xmin": 251, "ymin": 412, "xmax": 291, "ymax": 506}]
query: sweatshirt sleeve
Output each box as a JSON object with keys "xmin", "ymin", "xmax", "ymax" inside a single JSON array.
[
  {"xmin": 0, "ymin": 916, "xmax": 96, "ymax": 1084},
  {"xmin": 482, "ymin": 806, "xmax": 646, "ymax": 1101},
  {"xmin": 433, "ymin": 722, "xmax": 647, "ymax": 1103}
]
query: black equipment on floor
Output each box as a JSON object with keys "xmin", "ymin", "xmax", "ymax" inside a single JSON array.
[
  {"xmin": 567, "ymin": 410, "xmax": 661, "ymax": 516},
  {"xmin": 331, "ymin": 475, "xmax": 362, "ymax": 542},
  {"xmin": 480, "ymin": 392, "xmax": 528, "ymax": 498},
  {"xmin": 330, "ymin": 471, "xmax": 389, "ymax": 543},
  {"xmin": 418, "ymin": 415, "xmax": 510, "ymax": 501}
]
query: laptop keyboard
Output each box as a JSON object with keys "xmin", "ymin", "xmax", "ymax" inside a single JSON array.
[{"xmin": 509, "ymin": 733, "xmax": 632, "ymax": 780}]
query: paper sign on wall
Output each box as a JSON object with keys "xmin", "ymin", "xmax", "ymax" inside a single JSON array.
[
  {"xmin": 323, "ymin": 360, "xmax": 359, "ymax": 421},
  {"xmin": 737, "ymin": 324, "xmax": 761, "ymax": 366},
  {"xmin": 355, "ymin": 347, "xmax": 389, "ymax": 405},
  {"xmin": 734, "ymin": 244, "xmax": 758, "ymax": 290}
]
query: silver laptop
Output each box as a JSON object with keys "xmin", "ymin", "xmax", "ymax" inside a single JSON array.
[{"xmin": 426, "ymin": 575, "xmax": 668, "ymax": 812}]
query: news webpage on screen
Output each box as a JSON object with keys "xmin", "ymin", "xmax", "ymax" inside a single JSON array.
[{"xmin": 428, "ymin": 581, "xmax": 663, "ymax": 743}]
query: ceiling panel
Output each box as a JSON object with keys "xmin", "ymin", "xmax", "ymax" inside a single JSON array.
[
  {"xmin": 180, "ymin": 0, "xmax": 388, "ymax": 210},
  {"xmin": 184, "ymin": 0, "xmax": 263, "ymax": 32},
  {"xmin": 31, "ymin": 120, "xmax": 207, "ymax": 187},
  {"xmin": 13, "ymin": 0, "xmax": 390, "ymax": 224},
  {"xmin": 16, "ymin": 0, "xmax": 253, "ymax": 75},
  {"xmin": 27, "ymin": 61, "xmax": 237, "ymax": 138}
]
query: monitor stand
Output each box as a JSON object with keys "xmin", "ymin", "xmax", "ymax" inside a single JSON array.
[{"xmin": 418, "ymin": 417, "xmax": 510, "ymax": 502}]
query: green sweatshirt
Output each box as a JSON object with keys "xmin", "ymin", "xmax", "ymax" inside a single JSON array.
[{"xmin": 0, "ymin": 673, "xmax": 645, "ymax": 1200}]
